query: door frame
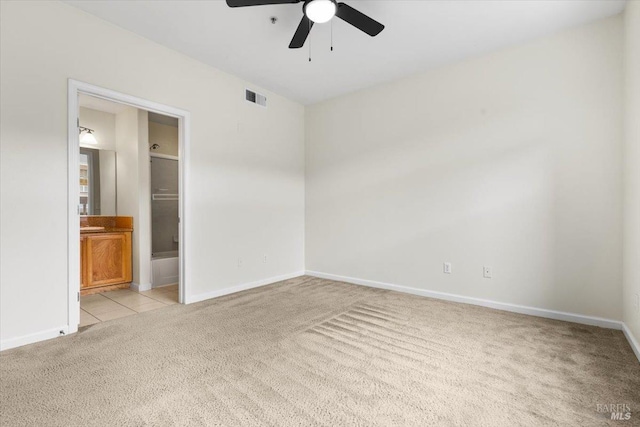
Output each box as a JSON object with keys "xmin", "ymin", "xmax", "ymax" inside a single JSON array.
[{"xmin": 67, "ymin": 79, "xmax": 190, "ymax": 333}]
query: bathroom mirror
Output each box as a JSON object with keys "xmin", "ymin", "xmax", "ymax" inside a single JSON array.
[{"xmin": 79, "ymin": 148, "xmax": 117, "ymax": 215}]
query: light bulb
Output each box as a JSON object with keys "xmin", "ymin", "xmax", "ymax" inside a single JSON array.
[
  {"xmin": 81, "ymin": 131, "xmax": 98, "ymax": 145},
  {"xmin": 305, "ymin": 0, "xmax": 336, "ymax": 24}
]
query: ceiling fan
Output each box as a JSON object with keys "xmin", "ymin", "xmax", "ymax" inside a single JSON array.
[{"xmin": 226, "ymin": 0, "xmax": 385, "ymax": 49}]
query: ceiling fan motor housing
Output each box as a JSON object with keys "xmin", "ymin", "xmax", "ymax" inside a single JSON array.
[
  {"xmin": 303, "ymin": 0, "xmax": 338, "ymax": 24},
  {"xmin": 225, "ymin": 0, "xmax": 384, "ymax": 50}
]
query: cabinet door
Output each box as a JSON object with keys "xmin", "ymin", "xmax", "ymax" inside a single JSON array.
[{"xmin": 85, "ymin": 232, "xmax": 132, "ymax": 287}]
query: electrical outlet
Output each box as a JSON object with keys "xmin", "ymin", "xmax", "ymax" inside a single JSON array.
[
  {"xmin": 263, "ymin": 254, "xmax": 267, "ymax": 264},
  {"xmin": 483, "ymin": 266, "xmax": 492, "ymax": 279},
  {"xmin": 443, "ymin": 262, "xmax": 452, "ymax": 274},
  {"xmin": 238, "ymin": 258, "xmax": 243, "ymax": 268}
]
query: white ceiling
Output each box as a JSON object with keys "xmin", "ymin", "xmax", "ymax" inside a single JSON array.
[{"xmin": 66, "ymin": 0, "xmax": 626, "ymax": 105}]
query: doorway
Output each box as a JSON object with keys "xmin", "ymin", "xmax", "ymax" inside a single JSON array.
[{"xmin": 67, "ymin": 79, "xmax": 190, "ymax": 333}]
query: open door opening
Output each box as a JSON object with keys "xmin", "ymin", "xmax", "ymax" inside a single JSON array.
[{"xmin": 68, "ymin": 80, "xmax": 189, "ymax": 333}]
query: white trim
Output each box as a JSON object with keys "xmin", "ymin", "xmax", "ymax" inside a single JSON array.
[
  {"xmin": 150, "ymin": 153, "xmax": 179, "ymax": 161},
  {"xmin": 68, "ymin": 82, "xmax": 80, "ymax": 336},
  {"xmin": 305, "ymin": 271, "xmax": 623, "ymax": 330},
  {"xmin": 179, "ymin": 107, "xmax": 190, "ymax": 306},
  {"xmin": 622, "ymin": 323, "xmax": 640, "ymax": 363},
  {"xmin": 1, "ymin": 326, "xmax": 69, "ymax": 352},
  {"xmin": 186, "ymin": 271, "xmax": 305, "ymax": 304},
  {"xmin": 129, "ymin": 282, "xmax": 152, "ymax": 292},
  {"xmin": 68, "ymin": 79, "xmax": 191, "ymax": 340}
]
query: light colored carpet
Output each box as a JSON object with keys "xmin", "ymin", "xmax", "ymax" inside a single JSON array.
[{"xmin": 1, "ymin": 276, "xmax": 639, "ymax": 426}]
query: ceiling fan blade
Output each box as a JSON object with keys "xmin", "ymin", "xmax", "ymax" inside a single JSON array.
[
  {"xmin": 289, "ymin": 15, "xmax": 314, "ymax": 49},
  {"xmin": 226, "ymin": 0, "xmax": 301, "ymax": 7},
  {"xmin": 335, "ymin": 2, "xmax": 384, "ymax": 37}
]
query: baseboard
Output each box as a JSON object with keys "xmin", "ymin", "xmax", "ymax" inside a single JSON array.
[
  {"xmin": 0, "ymin": 326, "xmax": 69, "ymax": 352},
  {"xmin": 130, "ymin": 282, "xmax": 152, "ymax": 292},
  {"xmin": 1, "ymin": 273, "xmax": 304, "ymax": 351},
  {"xmin": 185, "ymin": 271, "xmax": 305, "ymax": 304},
  {"xmin": 152, "ymin": 282, "xmax": 179, "ymax": 289},
  {"xmin": 622, "ymin": 323, "xmax": 640, "ymax": 363},
  {"xmin": 305, "ymin": 271, "xmax": 623, "ymax": 330}
]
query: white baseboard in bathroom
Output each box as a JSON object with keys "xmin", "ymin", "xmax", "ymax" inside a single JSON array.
[
  {"xmin": 130, "ymin": 282, "xmax": 152, "ymax": 292},
  {"xmin": 185, "ymin": 271, "xmax": 305, "ymax": 304},
  {"xmin": 153, "ymin": 282, "xmax": 179, "ymax": 289},
  {"xmin": 305, "ymin": 271, "xmax": 623, "ymax": 330},
  {"xmin": 0, "ymin": 326, "xmax": 69, "ymax": 352}
]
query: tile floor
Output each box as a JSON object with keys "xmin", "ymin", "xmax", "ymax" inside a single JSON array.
[{"xmin": 80, "ymin": 284, "xmax": 179, "ymax": 327}]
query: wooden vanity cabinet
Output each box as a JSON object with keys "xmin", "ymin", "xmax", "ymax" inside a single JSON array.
[
  {"xmin": 80, "ymin": 236, "xmax": 87, "ymax": 288},
  {"xmin": 81, "ymin": 232, "xmax": 132, "ymax": 291}
]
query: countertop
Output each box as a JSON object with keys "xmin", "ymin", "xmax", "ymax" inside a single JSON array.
[
  {"xmin": 80, "ymin": 216, "xmax": 134, "ymax": 233},
  {"xmin": 80, "ymin": 227, "xmax": 133, "ymax": 234}
]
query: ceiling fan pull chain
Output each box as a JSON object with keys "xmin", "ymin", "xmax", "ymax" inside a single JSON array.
[
  {"xmin": 331, "ymin": 19, "xmax": 334, "ymax": 52},
  {"xmin": 308, "ymin": 18, "xmax": 312, "ymax": 62}
]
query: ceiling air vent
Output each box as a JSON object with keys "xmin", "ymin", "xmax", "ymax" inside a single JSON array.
[{"xmin": 245, "ymin": 89, "xmax": 267, "ymax": 107}]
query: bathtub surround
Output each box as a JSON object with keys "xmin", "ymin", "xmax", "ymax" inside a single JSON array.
[{"xmin": 151, "ymin": 257, "xmax": 180, "ymax": 288}]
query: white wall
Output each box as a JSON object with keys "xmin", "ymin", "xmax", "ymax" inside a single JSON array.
[
  {"xmin": 79, "ymin": 107, "xmax": 116, "ymax": 151},
  {"xmin": 306, "ymin": 16, "xmax": 623, "ymax": 321},
  {"xmin": 98, "ymin": 151, "xmax": 117, "ymax": 216},
  {"xmin": 0, "ymin": 1, "xmax": 305, "ymax": 347},
  {"xmin": 149, "ymin": 121, "xmax": 178, "ymax": 157},
  {"xmin": 137, "ymin": 110, "xmax": 152, "ymax": 290},
  {"xmin": 115, "ymin": 108, "xmax": 152, "ymax": 289},
  {"xmin": 623, "ymin": 2, "xmax": 640, "ymax": 343}
]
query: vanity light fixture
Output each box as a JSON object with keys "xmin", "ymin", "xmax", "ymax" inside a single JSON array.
[{"xmin": 79, "ymin": 126, "xmax": 98, "ymax": 145}]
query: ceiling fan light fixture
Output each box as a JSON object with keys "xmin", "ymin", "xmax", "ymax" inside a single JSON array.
[
  {"xmin": 225, "ymin": 0, "xmax": 384, "ymax": 50},
  {"xmin": 304, "ymin": 0, "xmax": 336, "ymax": 24}
]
